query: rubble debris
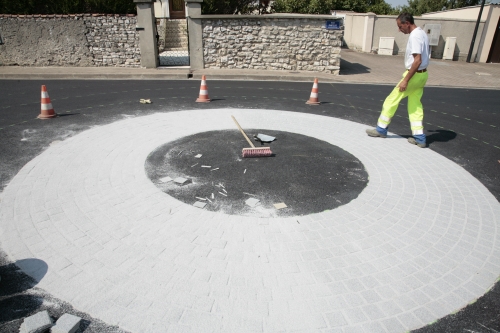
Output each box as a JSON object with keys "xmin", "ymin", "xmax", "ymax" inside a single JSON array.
[
  {"xmin": 201, "ymin": 165, "xmax": 211, "ymax": 168},
  {"xmin": 174, "ymin": 177, "xmax": 190, "ymax": 185},
  {"xmin": 195, "ymin": 197, "xmax": 207, "ymax": 201},
  {"xmin": 140, "ymin": 99, "xmax": 151, "ymax": 104},
  {"xmin": 254, "ymin": 133, "xmax": 276, "ymax": 143},
  {"xmin": 159, "ymin": 176, "xmax": 173, "ymax": 183},
  {"xmin": 51, "ymin": 313, "xmax": 82, "ymax": 333},
  {"xmin": 218, "ymin": 191, "xmax": 227, "ymax": 197},
  {"xmin": 193, "ymin": 201, "xmax": 207, "ymax": 209},
  {"xmin": 274, "ymin": 203, "xmax": 287, "ymax": 209},
  {"xmin": 191, "ymin": 163, "xmax": 198, "ymax": 167},
  {"xmin": 211, "ymin": 168, "xmax": 219, "ymax": 171},
  {"xmin": 194, "ymin": 154, "xmax": 202, "ymax": 158},
  {"xmin": 19, "ymin": 310, "xmax": 53, "ymax": 333},
  {"xmin": 245, "ymin": 198, "xmax": 260, "ymax": 207}
]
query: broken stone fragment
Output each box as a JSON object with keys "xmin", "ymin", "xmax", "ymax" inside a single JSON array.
[
  {"xmin": 159, "ymin": 176, "xmax": 172, "ymax": 183},
  {"xmin": 245, "ymin": 198, "xmax": 260, "ymax": 207},
  {"xmin": 193, "ymin": 201, "xmax": 207, "ymax": 209},
  {"xmin": 174, "ymin": 177, "xmax": 190, "ymax": 185},
  {"xmin": 51, "ymin": 313, "xmax": 82, "ymax": 333},
  {"xmin": 273, "ymin": 202, "xmax": 287, "ymax": 209},
  {"xmin": 19, "ymin": 310, "xmax": 53, "ymax": 333}
]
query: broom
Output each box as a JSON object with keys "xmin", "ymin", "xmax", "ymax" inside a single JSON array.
[{"xmin": 231, "ymin": 115, "xmax": 272, "ymax": 158}]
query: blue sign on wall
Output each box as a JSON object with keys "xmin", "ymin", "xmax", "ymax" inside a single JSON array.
[{"xmin": 325, "ymin": 20, "xmax": 341, "ymax": 30}]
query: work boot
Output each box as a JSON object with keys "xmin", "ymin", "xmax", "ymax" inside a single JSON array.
[
  {"xmin": 366, "ymin": 128, "xmax": 387, "ymax": 138},
  {"xmin": 408, "ymin": 137, "xmax": 426, "ymax": 148}
]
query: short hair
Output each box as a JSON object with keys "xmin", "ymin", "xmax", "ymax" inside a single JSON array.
[{"xmin": 397, "ymin": 13, "xmax": 414, "ymax": 25}]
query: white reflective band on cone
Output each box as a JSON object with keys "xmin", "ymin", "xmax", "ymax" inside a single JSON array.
[
  {"xmin": 200, "ymin": 90, "xmax": 208, "ymax": 95},
  {"xmin": 41, "ymin": 92, "xmax": 50, "ymax": 98},
  {"xmin": 411, "ymin": 121, "xmax": 423, "ymax": 127},
  {"xmin": 377, "ymin": 122, "xmax": 388, "ymax": 129},
  {"xmin": 413, "ymin": 129, "xmax": 424, "ymax": 135},
  {"xmin": 41, "ymin": 104, "xmax": 53, "ymax": 110},
  {"xmin": 310, "ymin": 93, "xmax": 318, "ymax": 98}
]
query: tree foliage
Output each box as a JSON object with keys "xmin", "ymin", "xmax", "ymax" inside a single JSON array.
[
  {"xmin": 0, "ymin": 0, "xmax": 136, "ymax": 14},
  {"xmin": 201, "ymin": 0, "xmax": 258, "ymax": 14},
  {"xmin": 367, "ymin": 0, "xmax": 398, "ymax": 15},
  {"xmin": 271, "ymin": 0, "xmax": 483, "ymax": 15},
  {"xmin": 399, "ymin": 0, "xmax": 482, "ymax": 16},
  {"xmin": 2, "ymin": 0, "xmax": 482, "ymax": 16},
  {"xmin": 272, "ymin": 0, "xmax": 398, "ymax": 14}
]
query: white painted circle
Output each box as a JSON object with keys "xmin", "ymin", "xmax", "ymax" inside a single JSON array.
[{"xmin": 1, "ymin": 109, "xmax": 499, "ymax": 333}]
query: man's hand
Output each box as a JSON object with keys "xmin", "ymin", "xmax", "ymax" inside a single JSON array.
[
  {"xmin": 399, "ymin": 53, "xmax": 422, "ymax": 92},
  {"xmin": 398, "ymin": 80, "xmax": 408, "ymax": 92}
]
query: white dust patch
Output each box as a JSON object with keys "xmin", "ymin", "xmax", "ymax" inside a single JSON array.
[{"xmin": 20, "ymin": 129, "xmax": 37, "ymax": 141}]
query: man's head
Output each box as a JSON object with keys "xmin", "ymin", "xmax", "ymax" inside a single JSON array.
[{"xmin": 396, "ymin": 13, "xmax": 415, "ymax": 34}]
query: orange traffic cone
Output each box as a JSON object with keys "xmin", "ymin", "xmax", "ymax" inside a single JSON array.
[
  {"xmin": 306, "ymin": 78, "xmax": 320, "ymax": 105},
  {"xmin": 38, "ymin": 85, "xmax": 57, "ymax": 119},
  {"xmin": 196, "ymin": 75, "xmax": 211, "ymax": 103}
]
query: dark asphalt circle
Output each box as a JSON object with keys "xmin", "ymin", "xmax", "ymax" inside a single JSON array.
[{"xmin": 145, "ymin": 130, "xmax": 368, "ymax": 217}]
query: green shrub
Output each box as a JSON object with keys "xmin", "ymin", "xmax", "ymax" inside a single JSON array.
[
  {"xmin": 201, "ymin": 0, "xmax": 257, "ymax": 14},
  {"xmin": 0, "ymin": 0, "xmax": 136, "ymax": 14}
]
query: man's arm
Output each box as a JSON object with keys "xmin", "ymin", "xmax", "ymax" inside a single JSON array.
[{"xmin": 398, "ymin": 53, "xmax": 422, "ymax": 92}]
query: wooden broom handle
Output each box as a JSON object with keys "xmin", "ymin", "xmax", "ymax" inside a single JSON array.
[{"xmin": 231, "ymin": 115, "xmax": 256, "ymax": 148}]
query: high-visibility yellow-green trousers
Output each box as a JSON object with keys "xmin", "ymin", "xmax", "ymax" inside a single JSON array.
[{"xmin": 376, "ymin": 70, "xmax": 428, "ymax": 144}]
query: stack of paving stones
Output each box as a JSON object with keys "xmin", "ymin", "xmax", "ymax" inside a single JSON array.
[
  {"xmin": 0, "ymin": 14, "xmax": 140, "ymax": 67},
  {"xmin": 19, "ymin": 311, "xmax": 81, "ymax": 333},
  {"xmin": 202, "ymin": 18, "xmax": 342, "ymax": 74}
]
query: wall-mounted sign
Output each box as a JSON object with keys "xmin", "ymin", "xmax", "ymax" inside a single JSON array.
[{"xmin": 325, "ymin": 20, "xmax": 341, "ymax": 30}]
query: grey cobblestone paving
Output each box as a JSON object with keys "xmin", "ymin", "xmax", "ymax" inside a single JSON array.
[{"xmin": 0, "ymin": 109, "xmax": 499, "ymax": 333}]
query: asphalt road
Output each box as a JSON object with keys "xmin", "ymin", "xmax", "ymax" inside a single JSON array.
[{"xmin": 0, "ymin": 79, "xmax": 499, "ymax": 332}]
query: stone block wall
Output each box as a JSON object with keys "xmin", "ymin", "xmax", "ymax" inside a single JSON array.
[
  {"xmin": 0, "ymin": 14, "xmax": 140, "ymax": 67},
  {"xmin": 86, "ymin": 14, "xmax": 140, "ymax": 67},
  {"xmin": 202, "ymin": 17, "xmax": 343, "ymax": 74}
]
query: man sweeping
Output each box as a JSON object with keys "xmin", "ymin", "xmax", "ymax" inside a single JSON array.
[{"xmin": 366, "ymin": 12, "xmax": 430, "ymax": 148}]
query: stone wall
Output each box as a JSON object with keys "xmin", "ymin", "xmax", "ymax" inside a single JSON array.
[
  {"xmin": 85, "ymin": 14, "xmax": 140, "ymax": 67},
  {"xmin": 202, "ymin": 17, "xmax": 343, "ymax": 74},
  {"xmin": 0, "ymin": 14, "xmax": 140, "ymax": 67}
]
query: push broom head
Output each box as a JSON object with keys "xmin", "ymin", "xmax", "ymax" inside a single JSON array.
[{"xmin": 242, "ymin": 147, "xmax": 272, "ymax": 158}]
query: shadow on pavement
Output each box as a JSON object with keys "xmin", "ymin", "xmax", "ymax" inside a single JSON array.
[
  {"xmin": 13, "ymin": 258, "xmax": 48, "ymax": 285},
  {"xmin": 0, "ymin": 258, "xmax": 48, "ymax": 295},
  {"xmin": 0, "ymin": 256, "xmax": 122, "ymax": 333},
  {"xmin": 339, "ymin": 57, "xmax": 371, "ymax": 75},
  {"xmin": 0, "ymin": 295, "xmax": 44, "ymax": 324},
  {"xmin": 426, "ymin": 129, "xmax": 457, "ymax": 144},
  {"xmin": 0, "ymin": 258, "xmax": 48, "ymax": 327}
]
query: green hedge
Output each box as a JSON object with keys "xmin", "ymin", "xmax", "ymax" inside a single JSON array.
[{"xmin": 0, "ymin": 0, "xmax": 136, "ymax": 15}]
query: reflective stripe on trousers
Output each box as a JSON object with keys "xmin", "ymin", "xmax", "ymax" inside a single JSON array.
[{"xmin": 378, "ymin": 70, "xmax": 428, "ymax": 137}]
